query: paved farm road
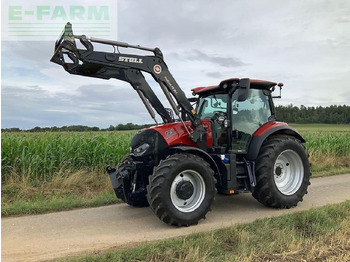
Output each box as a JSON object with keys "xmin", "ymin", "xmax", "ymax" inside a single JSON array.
[{"xmin": 2, "ymin": 173, "xmax": 350, "ymax": 262}]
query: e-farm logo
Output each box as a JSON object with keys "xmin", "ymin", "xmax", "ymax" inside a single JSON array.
[{"xmin": 1, "ymin": 0, "xmax": 118, "ymax": 41}]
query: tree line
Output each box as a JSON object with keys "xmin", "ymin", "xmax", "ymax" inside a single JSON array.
[
  {"xmin": 2, "ymin": 105, "xmax": 349, "ymax": 132},
  {"xmin": 1, "ymin": 123, "xmax": 154, "ymax": 133},
  {"xmin": 275, "ymin": 104, "xmax": 350, "ymax": 124}
]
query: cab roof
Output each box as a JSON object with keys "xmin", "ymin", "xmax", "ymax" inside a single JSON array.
[{"xmin": 192, "ymin": 78, "xmax": 280, "ymax": 95}]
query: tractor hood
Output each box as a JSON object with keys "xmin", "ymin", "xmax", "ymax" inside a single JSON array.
[
  {"xmin": 130, "ymin": 120, "xmax": 213, "ymax": 158},
  {"xmin": 148, "ymin": 120, "xmax": 213, "ymax": 147}
]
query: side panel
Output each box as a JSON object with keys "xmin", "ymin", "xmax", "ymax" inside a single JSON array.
[
  {"xmin": 150, "ymin": 120, "xmax": 213, "ymax": 147},
  {"xmin": 246, "ymin": 121, "xmax": 305, "ymax": 161}
]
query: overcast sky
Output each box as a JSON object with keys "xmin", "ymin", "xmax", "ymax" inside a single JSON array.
[{"xmin": 2, "ymin": 0, "xmax": 350, "ymax": 129}]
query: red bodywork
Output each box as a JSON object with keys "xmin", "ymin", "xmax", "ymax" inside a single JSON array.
[
  {"xmin": 149, "ymin": 120, "xmax": 288, "ymax": 150},
  {"xmin": 149, "ymin": 120, "xmax": 213, "ymax": 148},
  {"xmin": 253, "ymin": 121, "xmax": 288, "ymax": 137}
]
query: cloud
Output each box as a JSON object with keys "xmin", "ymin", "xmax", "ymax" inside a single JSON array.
[
  {"xmin": 2, "ymin": 0, "xmax": 350, "ymax": 128},
  {"xmin": 337, "ymin": 17, "xmax": 350, "ymax": 23},
  {"xmin": 1, "ymin": 84, "xmax": 152, "ymax": 129},
  {"xmin": 206, "ymin": 72, "xmax": 225, "ymax": 79},
  {"xmin": 185, "ymin": 50, "xmax": 246, "ymax": 68}
]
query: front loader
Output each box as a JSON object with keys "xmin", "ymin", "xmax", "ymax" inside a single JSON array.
[{"xmin": 51, "ymin": 23, "xmax": 311, "ymax": 226}]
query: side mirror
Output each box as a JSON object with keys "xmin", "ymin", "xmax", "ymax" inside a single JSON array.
[
  {"xmin": 272, "ymin": 82, "xmax": 284, "ymax": 99},
  {"xmin": 237, "ymin": 78, "xmax": 250, "ymax": 102},
  {"xmin": 187, "ymin": 97, "xmax": 198, "ymax": 103}
]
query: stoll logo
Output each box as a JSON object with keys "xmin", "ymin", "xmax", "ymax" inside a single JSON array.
[{"xmin": 1, "ymin": 0, "xmax": 118, "ymax": 41}]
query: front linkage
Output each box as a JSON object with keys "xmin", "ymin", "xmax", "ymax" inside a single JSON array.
[{"xmin": 107, "ymin": 157, "xmax": 149, "ymax": 207}]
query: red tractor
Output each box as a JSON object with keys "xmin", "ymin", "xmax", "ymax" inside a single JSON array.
[{"xmin": 51, "ymin": 23, "xmax": 311, "ymax": 226}]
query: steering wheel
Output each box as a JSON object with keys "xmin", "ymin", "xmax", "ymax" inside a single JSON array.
[{"xmin": 211, "ymin": 111, "xmax": 226, "ymax": 124}]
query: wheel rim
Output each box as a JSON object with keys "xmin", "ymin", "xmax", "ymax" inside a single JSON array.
[
  {"xmin": 170, "ymin": 170, "xmax": 205, "ymax": 213},
  {"xmin": 273, "ymin": 149, "xmax": 304, "ymax": 195}
]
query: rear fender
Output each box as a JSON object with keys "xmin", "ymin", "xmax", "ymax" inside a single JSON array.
[
  {"xmin": 246, "ymin": 122, "xmax": 305, "ymax": 161},
  {"xmin": 170, "ymin": 146, "xmax": 221, "ymax": 185}
]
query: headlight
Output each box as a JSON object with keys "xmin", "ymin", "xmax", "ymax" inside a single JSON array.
[{"xmin": 133, "ymin": 143, "xmax": 150, "ymax": 156}]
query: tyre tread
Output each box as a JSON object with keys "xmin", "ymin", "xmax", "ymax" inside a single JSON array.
[
  {"xmin": 252, "ymin": 135, "xmax": 311, "ymax": 209},
  {"xmin": 147, "ymin": 153, "xmax": 216, "ymax": 226}
]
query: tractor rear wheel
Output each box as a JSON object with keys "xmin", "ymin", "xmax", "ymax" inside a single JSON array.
[
  {"xmin": 147, "ymin": 153, "xmax": 216, "ymax": 226},
  {"xmin": 252, "ymin": 135, "xmax": 311, "ymax": 208}
]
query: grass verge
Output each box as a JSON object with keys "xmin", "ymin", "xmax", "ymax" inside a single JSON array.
[
  {"xmin": 2, "ymin": 166, "xmax": 349, "ymax": 217},
  {"xmin": 61, "ymin": 200, "xmax": 350, "ymax": 262},
  {"xmin": 312, "ymin": 167, "xmax": 350, "ymax": 178},
  {"xmin": 1, "ymin": 192, "xmax": 119, "ymax": 217},
  {"xmin": 1, "ymin": 170, "xmax": 121, "ymax": 217}
]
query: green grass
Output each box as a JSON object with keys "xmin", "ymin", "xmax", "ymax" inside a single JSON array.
[
  {"xmin": 290, "ymin": 123, "xmax": 350, "ymax": 132},
  {"xmin": 1, "ymin": 130, "xmax": 136, "ymax": 183},
  {"xmin": 1, "ymin": 170, "xmax": 121, "ymax": 216},
  {"xmin": 290, "ymin": 124, "xmax": 350, "ymax": 175},
  {"xmin": 1, "ymin": 124, "xmax": 350, "ymax": 217},
  {"xmin": 61, "ymin": 200, "xmax": 350, "ymax": 262},
  {"xmin": 1, "ymin": 192, "xmax": 119, "ymax": 217},
  {"xmin": 2, "ymin": 125, "xmax": 349, "ymax": 183}
]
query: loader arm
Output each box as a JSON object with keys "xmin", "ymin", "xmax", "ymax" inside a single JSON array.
[{"xmin": 51, "ymin": 23, "xmax": 206, "ymax": 145}]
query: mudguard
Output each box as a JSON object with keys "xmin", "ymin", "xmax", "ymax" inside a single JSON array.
[
  {"xmin": 170, "ymin": 146, "xmax": 221, "ymax": 184},
  {"xmin": 246, "ymin": 122, "xmax": 305, "ymax": 161}
]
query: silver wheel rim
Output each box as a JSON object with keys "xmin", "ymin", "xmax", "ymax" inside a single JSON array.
[
  {"xmin": 274, "ymin": 149, "xmax": 304, "ymax": 195},
  {"xmin": 170, "ymin": 170, "xmax": 205, "ymax": 213}
]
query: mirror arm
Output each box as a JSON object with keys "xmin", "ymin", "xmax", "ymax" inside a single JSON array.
[{"xmin": 272, "ymin": 86, "xmax": 282, "ymax": 99}]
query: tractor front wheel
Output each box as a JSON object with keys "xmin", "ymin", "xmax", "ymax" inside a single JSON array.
[
  {"xmin": 253, "ymin": 135, "xmax": 311, "ymax": 208},
  {"xmin": 147, "ymin": 153, "xmax": 216, "ymax": 226}
]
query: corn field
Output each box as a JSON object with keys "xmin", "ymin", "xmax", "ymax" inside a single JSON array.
[
  {"xmin": 1, "ymin": 131, "xmax": 135, "ymax": 182},
  {"xmin": 1, "ymin": 126, "xmax": 350, "ymax": 183},
  {"xmin": 303, "ymin": 132, "xmax": 350, "ymax": 158}
]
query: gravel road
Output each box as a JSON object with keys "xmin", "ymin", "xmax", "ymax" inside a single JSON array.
[{"xmin": 2, "ymin": 173, "xmax": 350, "ymax": 262}]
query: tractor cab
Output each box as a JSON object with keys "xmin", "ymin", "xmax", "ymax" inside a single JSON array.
[{"xmin": 194, "ymin": 78, "xmax": 277, "ymax": 154}]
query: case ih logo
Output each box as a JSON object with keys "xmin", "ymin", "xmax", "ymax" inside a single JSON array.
[
  {"xmin": 153, "ymin": 65, "xmax": 162, "ymax": 74},
  {"xmin": 118, "ymin": 56, "xmax": 143, "ymax": 64},
  {"xmin": 165, "ymin": 129, "xmax": 175, "ymax": 137}
]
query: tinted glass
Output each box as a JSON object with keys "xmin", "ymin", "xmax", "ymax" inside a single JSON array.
[
  {"xmin": 197, "ymin": 94, "xmax": 227, "ymax": 119},
  {"xmin": 232, "ymin": 89, "xmax": 271, "ymax": 153}
]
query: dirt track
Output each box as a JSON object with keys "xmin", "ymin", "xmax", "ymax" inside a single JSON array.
[{"xmin": 2, "ymin": 173, "xmax": 350, "ymax": 262}]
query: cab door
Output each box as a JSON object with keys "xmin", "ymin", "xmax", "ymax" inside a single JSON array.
[
  {"xmin": 197, "ymin": 94, "xmax": 228, "ymax": 147},
  {"xmin": 231, "ymin": 89, "xmax": 272, "ymax": 153}
]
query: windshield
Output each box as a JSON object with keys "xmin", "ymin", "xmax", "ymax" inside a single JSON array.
[{"xmin": 197, "ymin": 94, "xmax": 227, "ymax": 119}]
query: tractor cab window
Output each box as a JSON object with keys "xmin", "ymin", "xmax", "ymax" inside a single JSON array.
[
  {"xmin": 232, "ymin": 89, "xmax": 272, "ymax": 153},
  {"xmin": 197, "ymin": 94, "xmax": 228, "ymax": 147}
]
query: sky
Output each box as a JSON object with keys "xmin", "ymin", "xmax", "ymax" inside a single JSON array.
[{"xmin": 2, "ymin": 0, "xmax": 350, "ymax": 129}]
